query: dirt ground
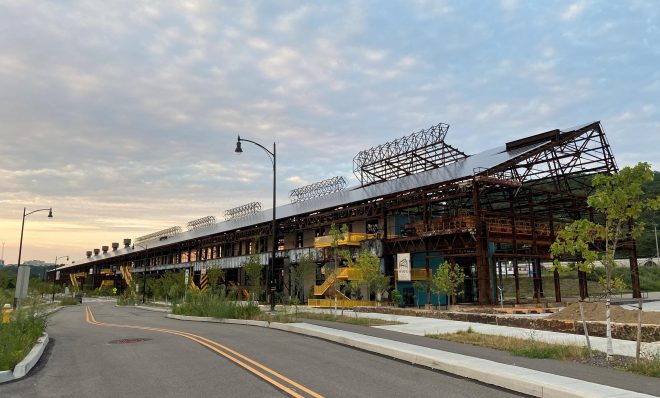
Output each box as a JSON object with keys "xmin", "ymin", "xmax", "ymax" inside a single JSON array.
[{"xmin": 548, "ymin": 302, "xmax": 660, "ymax": 325}]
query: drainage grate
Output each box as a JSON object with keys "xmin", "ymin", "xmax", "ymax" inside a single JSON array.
[{"xmin": 108, "ymin": 338, "xmax": 152, "ymax": 344}]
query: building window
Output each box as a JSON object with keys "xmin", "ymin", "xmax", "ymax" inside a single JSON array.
[
  {"xmin": 366, "ymin": 219, "xmax": 379, "ymax": 234},
  {"xmin": 296, "ymin": 232, "xmax": 304, "ymax": 248},
  {"xmin": 277, "ymin": 236, "xmax": 285, "ymax": 251},
  {"xmin": 315, "ymin": 228, "xmax": 325, "ymax": 237}
]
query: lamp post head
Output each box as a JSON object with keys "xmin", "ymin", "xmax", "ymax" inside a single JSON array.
[
  {"xmin": 235, "ymin": 135, "xmax": 243, "ymax": 154},
  {"xmin": 47, "ymin": 208, "xmax": 53, "ymax": 218}
]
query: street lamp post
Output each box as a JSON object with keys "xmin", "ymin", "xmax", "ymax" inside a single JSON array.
[
  {"xmin": 52, "ymin": 255, "xmax": 69, "ymax": 302},
  {"xmin": 14, "ymin": 207, "xmax": 53, "ymax": 308},
  {"xmin": 235, "ymin": 135, "xmax": 276, "ymax": 311}
]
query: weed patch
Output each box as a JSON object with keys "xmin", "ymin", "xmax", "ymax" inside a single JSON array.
[
  {"xmin": 0, "ymin": 310, "xmax": 47, "ymax": 371},
  {"xmin": 295, "ymin": 312, "xmax": 404, "ymax": 326},
  {"xmin": 173, "ymin": 291, "xmax": 260, "ymax": 320},
  {"xmin": 427, "ymin": 329, "xmax": 589, "ymax": 361}
]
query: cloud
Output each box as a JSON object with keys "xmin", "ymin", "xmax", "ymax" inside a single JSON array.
[
  {"xmin": 561, "ymin": 1, "xmax": 588, "ymax": 21},
  {"xmin": 286, "ymin": 176, "xmax": 307, "ymax": 186},
  {"xmin": 500, "ymin": 0, "xmax": 520, "ymax": 11},
  {"xmin": 0, "ymin": 0, "xmax": 657, "ymax": 263}
]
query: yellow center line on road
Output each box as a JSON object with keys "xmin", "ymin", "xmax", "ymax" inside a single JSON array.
[{"xmin": 85, "ymin": 306, "xmax": 324, "ymax": 398}]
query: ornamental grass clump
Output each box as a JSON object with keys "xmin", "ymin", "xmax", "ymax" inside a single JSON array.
[
  {"xmin": 0, "ymin": 310, "xmax": 47, "ymax": 371},
  {"xmin": 173, "ymin": 288, "xmax": 261, "ymax": 320}
]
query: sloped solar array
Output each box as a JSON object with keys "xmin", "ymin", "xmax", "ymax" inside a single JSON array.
[
  {"xmin": 353, "ymin": 122, "xmax": 468, "ymax": 186},
  {"xmin": 289, "ymin": 176, "xmax": 347, "ymax": 203},
  {"xmin": 186, "ymin": 215, "xmax": 216, "ymax": 231},
  {"xmin": 135, "ymin": 226, "xmax": 183, "ymax": 244},
  {"xmin": 224, "ymin": 201, "xmax": 262, "ymax": 220}
]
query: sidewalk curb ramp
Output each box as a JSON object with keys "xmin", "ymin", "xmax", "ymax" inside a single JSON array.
[{"xmin": 163, "ymin": 313, "xmax": 655, "ymax": 398}]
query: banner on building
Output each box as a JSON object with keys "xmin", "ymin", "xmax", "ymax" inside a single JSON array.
[{"xmin": 397, "ymin": 253, "xmax": 411, "ymax": 282}]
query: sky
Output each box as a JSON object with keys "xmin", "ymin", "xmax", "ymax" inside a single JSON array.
[{"xmin": 0, "ymin": 0, "xmax": 658, "ymax": 265}]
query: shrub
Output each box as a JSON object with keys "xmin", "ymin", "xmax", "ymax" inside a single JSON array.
[{"xmin": 60, "ymin": 296, "xmax": 80, "ymax": 306}]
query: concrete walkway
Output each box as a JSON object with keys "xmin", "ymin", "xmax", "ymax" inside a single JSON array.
[
  {"xmin": 294, "ymin": 307, "xmax": 660, "ymax": 358},
  {"xmin": 273, "ymin": 322, "xmax": 657, "ymax": 398}
]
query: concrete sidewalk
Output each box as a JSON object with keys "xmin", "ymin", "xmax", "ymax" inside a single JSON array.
[
  {"xmin": 271, "ymin": 322, "xmax": 657, "ymax": 398},
  {"xmin": 295, "ymin": 307, "xmax": 660, "ymax": 358}
]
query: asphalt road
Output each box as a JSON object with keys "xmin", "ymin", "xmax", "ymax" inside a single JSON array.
[{"xmin": 0, "ymin": 302, "xmax": 527, "ymax": 398}]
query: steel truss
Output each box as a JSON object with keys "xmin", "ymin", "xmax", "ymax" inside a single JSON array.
[
  {"xmin": 186, "ymin": 215, "xmax": 216, "ymax": 231},
  {"xmin": 353, "ymin": 123, "xmax": 467, "ymax": 186},
  {"xmin": 135, "ymin": 226, "xmax": 182, "ymax": 244},
  {"xmin": 224, "ymin": 201, "xmax": 262, "ymax": 221},
  {"xmin": 289, "ymin": 176, "xmax": 347, "ymax": 203}
]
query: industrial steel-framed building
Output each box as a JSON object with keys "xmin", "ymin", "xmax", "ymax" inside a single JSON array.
[{"xmin": 51, "ymin": 121, "xmax": 642, "ymax": 305}]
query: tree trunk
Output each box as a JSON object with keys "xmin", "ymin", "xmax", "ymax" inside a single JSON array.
[
  {"xmin": 553, "ymin": 268, "xmax": 561, "ymax": 303},
  {"xmin": 636, "ymin": 297, "xmax": 643, "ymax": 363},
  {"xmin": 578, "ymin": 300, "xmax": 593, "ymax": 359}
]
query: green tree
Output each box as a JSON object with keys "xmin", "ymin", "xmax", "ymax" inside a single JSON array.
[
  {"xmin": 551, "ymin": 162, "xmax": 660, "ymax": 360},
  {"xmin": 412, "ymin": 281, "xmax": 425, "ymax": 308},
  {"xmin": 353, "ymin": 251, "xmax": 389, "ymax": 302},
  {"xmin": 243, "ymin": 253, "xmax": 264, "ymax": 301},
  {"xmin": 206, "ymin": 267, "xmax": 226, "ymax": 294},
  {"xmin": 160, "ymin": 271, "xmax": 185, "ymax": 302},
  {"xmin": 431, "ymin": 261, "xmax": 465, "ymax": 306},
  {"xmin": 291, "ymin": 254, "xmax": 316, "ymax": 303}
]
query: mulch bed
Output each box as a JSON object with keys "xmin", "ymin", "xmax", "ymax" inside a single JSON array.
[{"xmin": 355, "ymin": 305, "xmax": 660, "ymax": 342}]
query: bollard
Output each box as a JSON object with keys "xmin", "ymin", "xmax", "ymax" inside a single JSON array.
[{"xmin": 2, "ymin": 303, "xmax": 13, "ymax": 324}]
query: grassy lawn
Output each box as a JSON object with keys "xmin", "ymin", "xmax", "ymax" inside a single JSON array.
[
  {"xmin": 293, "ymin": 312, "xmax": 403, "ymax": 326},
  {"xmin": 498, "ymin": 267, "xmax": 660, "ymax": 302},
  {"xmin": 427, "ymin": 328, "xmax": 659, "ymax": 378},
  {"xmin": 499, "ymin": 274, "xmax": 605, "ymax": 301}
]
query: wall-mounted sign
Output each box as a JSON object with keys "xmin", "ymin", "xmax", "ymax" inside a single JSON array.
[{"xmin": 397, "ymin": 253, "xmax": 411, "ymax": 282}]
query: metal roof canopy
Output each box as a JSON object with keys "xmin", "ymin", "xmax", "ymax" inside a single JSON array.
[{"xmin": 63, "ymin": 121, "xmax": 613, "ymax": 269}]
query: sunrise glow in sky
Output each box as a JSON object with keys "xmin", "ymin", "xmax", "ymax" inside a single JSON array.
[{"xmin": 1, "ymin": 0, "xmax": 658, "ymax": 264}]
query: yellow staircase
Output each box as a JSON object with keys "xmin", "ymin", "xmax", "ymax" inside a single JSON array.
[
  {"xmin": 313, "ymin": 233, "xmax": 375, "ymax": 248},
  {"xmin": 120, "ymin": 265, "xmax": 133, "ymax": 285},
  {"xmin": 309, "ymin": 267, "xmax": 379, "ymax": 308},
  {"xmin": 189, "ymin": 279, "xmax": 199, "ymax": 291},
  {"xmin": 99, "ymin": 280, "xmax": 114, "ymax": 289},
  {"xmin": 313, "ymin": 267, "xmax": 363, "ymax": 296},
  {"xmin": 69, "ymin": 274, "xmax": 78, "ymax": 288}
]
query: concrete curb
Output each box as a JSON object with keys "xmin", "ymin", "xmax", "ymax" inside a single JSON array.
[
  {"xmin": 166, "ymin": 313, "xmax": 269, "ymax": 327},
  {"xmin": 132, "ymin": 305, "xmax": 170, "ymax": 313},
  {"xmin": 164, "ymin": 313, "xmax": 654, "ymax": 398},
  {"xmin": 0, "ymin": 333, "xmax": 49, "ymax": 384}
]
